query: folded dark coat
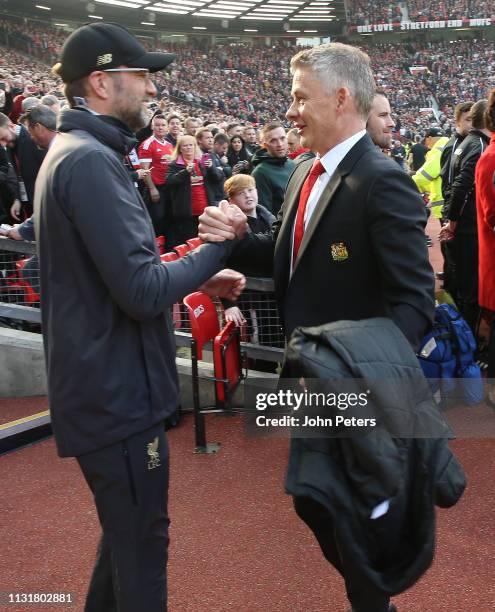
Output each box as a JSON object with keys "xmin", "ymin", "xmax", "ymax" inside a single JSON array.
[{"xmin": 285, "ymin": 317, "xmax": 466, "ymax": 596}]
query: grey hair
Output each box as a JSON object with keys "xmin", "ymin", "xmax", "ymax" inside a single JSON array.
[
  {"xmin": 22, "ymin": 105, "xmax": 57, "ymax": 131},
  {"xmin": 40, "ymin": 94, "xmax": 59, "ymax": 108},
  {"xmin": 21, "ymin": 96, "xmax": 41, "ymax": 112},
  {"xmin": 290, "ymin": 42, "xmax": 376, "ymax": 120}
]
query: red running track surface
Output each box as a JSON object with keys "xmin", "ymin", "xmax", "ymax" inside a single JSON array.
[
  {"xmin": 0, "ymin": 406, "xmax": 494, "ymax": 612},
  {"xmin": 1, "ymin": 216, "xmax": 494, "ymax": 611}
]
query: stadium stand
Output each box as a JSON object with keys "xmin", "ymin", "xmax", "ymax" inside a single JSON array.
[
  {"xmin": 1, "ymin": 13, "xmax": 494, "ymax": 137},
  {"xmin": 347, "ymin": 0, "xmax": 494, "ymax": 25}
]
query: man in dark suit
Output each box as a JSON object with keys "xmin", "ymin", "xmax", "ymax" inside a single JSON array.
[{"xmin": 199, "ymin": 42, "xmax": 435, "ymax": 612}]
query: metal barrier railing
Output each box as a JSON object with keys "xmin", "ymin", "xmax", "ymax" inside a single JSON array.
[
  {"xmin": 0, "ymin": 237, "xmax": 285, "ymax": 360},
  {"xmin": 0, "ymin": 238, "xmax": 40, "ymax": 327}
]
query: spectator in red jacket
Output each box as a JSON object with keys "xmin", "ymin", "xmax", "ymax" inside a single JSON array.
[{"xmin": 475, "ymin": 89, "xmax": 495, "ymax": 404}]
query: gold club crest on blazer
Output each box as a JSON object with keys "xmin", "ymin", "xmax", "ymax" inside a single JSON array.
[{"xmin": 330, "ymin": 242, "xmax": 349, "ymax": 262}]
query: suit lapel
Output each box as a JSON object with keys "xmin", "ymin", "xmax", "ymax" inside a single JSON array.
[{"xmin": 291, "ymin": 134, "xmax": 375, "ymax": 274}]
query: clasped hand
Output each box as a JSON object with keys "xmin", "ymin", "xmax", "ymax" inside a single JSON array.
[
  {"xmin": 200, "ymin": 269, "xmax": 246, "ymax": 302},
  {"xmin": 198, "ymin": 200, "xmax": 248, "ymax": 243}
]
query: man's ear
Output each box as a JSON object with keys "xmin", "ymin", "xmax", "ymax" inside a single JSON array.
[
  {"xmin": 87, "ymin": 71, "xmax": 112, "ymax": 101},
  {"xmin": 335, "ymin": 87, "xmax": 350, "ymax": 110}
]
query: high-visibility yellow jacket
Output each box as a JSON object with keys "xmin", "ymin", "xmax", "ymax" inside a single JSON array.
[{"xmin": 412, "ymin": 136, "xmax": 449, "ymax": 218}]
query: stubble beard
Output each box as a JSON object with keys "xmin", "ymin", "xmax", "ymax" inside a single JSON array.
[
  {"xmin": 115, "ymin": 100, "xmax": 148, "ymax": 133},
  {"xmin": 110, "ymin": 75, "xmax": 149, "ymax": 133}
]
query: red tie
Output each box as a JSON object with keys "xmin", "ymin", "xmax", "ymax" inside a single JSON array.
[{"xmin": 292, "ymin": 158, "xmax": 325, "ymax": 264}]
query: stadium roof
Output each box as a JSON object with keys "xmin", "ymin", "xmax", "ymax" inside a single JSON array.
[{"xmin": 4, "ymin": 0, "xmax": 346, "ymax": 36}]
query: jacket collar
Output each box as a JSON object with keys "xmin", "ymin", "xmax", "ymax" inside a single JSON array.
[
  {"xmin": 468, "ymin": 128, "xmax": 491, "ymax": 144},
  {"xmin": 57, "ymin": 107, "xmax": 137, "ymax": 155}
]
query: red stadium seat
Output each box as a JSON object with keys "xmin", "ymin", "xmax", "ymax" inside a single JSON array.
[
  {"xmin": 213, "ymin": 320, "xmax": 243, "ymax": 407},
  {"xmin": 155, "ymin": 235, "xmax": 166, "ymax": 255},
  {"xmin": 183, "ymin": 291, "xmax": 246, "ymax": 453},
  {"xmin": 174, "ymin": 243, "xmax": 190, "ymax": 258},
  {"xmin": 183, "ymin": 291, "xmax": 220, "ymax": 360},
  {"xmin": 186, "ymin": 237, "xmax": 203, "ymax": 250},
  {"xmin": 160, "ymin": 252, "xmax": 179, "ymax": 263},
  {"xmin": 15, "ymin": 258, "xmax": 40, "ymax": 304}
]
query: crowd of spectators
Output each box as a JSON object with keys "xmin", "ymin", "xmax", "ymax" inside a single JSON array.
[
  {"xmin": 366, "ymin": 39, "xmax": 495, "ymax": 134},
  {"xmin": 2, "ymin": 15, "xmax": 495, "ymax": 351},
  {"xmin": 0, "ymin": 17, "xmax": 64, "ymax": 61},
  {"xmin": 407, "ymin": 0, "xmax": 494, "ymax": 21},
  {"xmin": 1, "ymin": 16, "xmax": 494, "ymax": 140},
  {"xmin": 347, "ymin": 0, "xmax": 494, "ymax": 25},
  {"xmin": 347, "ymin": 1, "xmax": 403, "ymax": 27}
]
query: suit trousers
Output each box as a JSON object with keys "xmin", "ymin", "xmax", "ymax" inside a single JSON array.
[
  {"xmin": 77, "ymin": 422, "xmax": 170, "ymax": 612},
  {"xmin": 293, "ymin": 497, "xmax": 390, "ymax": 612}
]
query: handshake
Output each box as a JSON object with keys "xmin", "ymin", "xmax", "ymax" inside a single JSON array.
[{"xmin": 198, "ymin": 200, "xmax": 248, "ymax": 243}]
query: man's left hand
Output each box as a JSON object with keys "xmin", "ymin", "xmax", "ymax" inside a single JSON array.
[
  {"xmin": 439, "ymin": 220, "xmax": 457, "ymax": 242},
  {"xmin": 200, "ymin": 269, "xmax": 246, "ymax": 301},
  {"xmin": 8, "ymin": 225, "xmax": 22, "ymax": 240}
]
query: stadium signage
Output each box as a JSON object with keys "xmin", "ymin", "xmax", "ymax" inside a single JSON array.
[{"xmin": 353, "ymin": 17, "xmax": 492, "ymax": 33}]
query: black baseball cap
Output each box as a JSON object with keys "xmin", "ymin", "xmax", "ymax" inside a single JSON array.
[
  {"xmin": 426, "ymin": 127, "xmax": 444, "ymax": 137},
  {"xmin": 52, "ymin": 22, "xmax": 175, "ymax": 83}
]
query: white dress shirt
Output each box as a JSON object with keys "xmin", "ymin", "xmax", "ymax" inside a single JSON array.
[
  {"xmin": 290, "ymin": 130, "xmax": 366, "ymax": 273},
  {"xmin": 303, "ymin": 129, "xmax": 367, "ymax": 229}
]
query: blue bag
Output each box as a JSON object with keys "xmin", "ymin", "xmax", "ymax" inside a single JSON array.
[{"xmin": 418, "ymin": 303, "xmax": 483, "ymax": 405}]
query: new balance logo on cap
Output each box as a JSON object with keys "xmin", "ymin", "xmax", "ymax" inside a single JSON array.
[{"xmin": 96, "ymin": 53, "xmax": 113, "ymax": 66}]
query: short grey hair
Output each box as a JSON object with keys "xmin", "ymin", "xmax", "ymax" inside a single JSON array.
[
  {"xmin": 290, "ymin": 42, "xmax": 376, "ymax": 120},
  {"xmin": 21, "ymin": 96, "xmax": 40, "ymax": 112},
  {"xmin": 41, "ymin": 94, "xmax": 59, "ymax": 108},
  {"xmin": 22, "ymin": 104, "xmax": 57, "ymax": 131}
]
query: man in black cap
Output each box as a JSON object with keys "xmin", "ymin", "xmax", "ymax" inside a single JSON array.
[{"xmin": 35, "ymin": 22, "xmax": 245, "ymax": 612}]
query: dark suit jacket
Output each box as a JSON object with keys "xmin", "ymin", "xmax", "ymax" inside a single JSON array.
[{"xmin": 233, "ymin": 133, "xmax": 435, "ymax": 350}]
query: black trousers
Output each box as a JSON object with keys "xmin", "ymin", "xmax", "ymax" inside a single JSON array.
[
  {"xmin": 293, "ymin": 497, "xmax": 390, "ymax": 612},
  {"xmin": 451, "ymin": 233, "xmax": 479, "ymax": 333},
  {"xmin": 145, "ymin": 186, "xmax": 168, "ymax": 238},
  {"xmin": 441, "ymin": 239, "xmax": 457, "ymax": 297},
  {"xmin": 77, "ymin": 422, "xmax": 170, "ymax": 612}
]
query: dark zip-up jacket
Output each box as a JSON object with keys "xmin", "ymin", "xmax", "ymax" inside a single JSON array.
[
  {"xmin": 440, "ymin": 131, "xmax": 465, "ymax": 217},
  {"xmin": 13, "ymin": 124, "xmax": 46, "ymax": 205},
  {"xmin": 34, "ymin": 107, "xmax": 234, "ymax": 457},
  {"xmin": 209, "ymin": 150, "xmax": 232, "ymax": 204},
  {"xmin": 447, "ymin": 129, "xmax": 490, "ymax": 235}
]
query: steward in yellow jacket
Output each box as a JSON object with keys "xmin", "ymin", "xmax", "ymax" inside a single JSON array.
[{"xmin": 412, "ymin": 128, "xmax": 449, "ymax": 220}]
